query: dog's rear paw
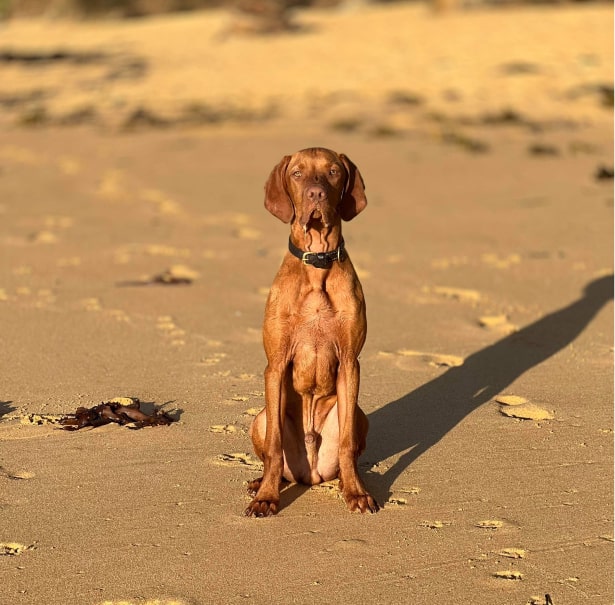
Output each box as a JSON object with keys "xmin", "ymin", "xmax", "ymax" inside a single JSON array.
[
  {"xmin": 344, "ymin": 492, "xmax": 380, "ymax": 514},
  {"xmin": 246, "ymin": 476, "xmax": 263, "ymax": 496},
  {"xmin": 244, "ymin": 497, "xmax": 279, "ymax": 518}
]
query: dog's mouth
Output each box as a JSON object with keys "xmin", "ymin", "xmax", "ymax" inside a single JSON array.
[
  {"xmin": 301, "ymin": 207, "xmax": 328, "ymax": 233},
  {"xmin": 307, "ymin": 209, "xmax": 325, "ymax": 231}
]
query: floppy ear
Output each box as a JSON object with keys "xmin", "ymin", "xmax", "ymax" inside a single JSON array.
[
  {"xmin": 338, "ymin": 154, "xmax": 367, "ymax": 221},
  {"xmin": 264, "ymin": 155, "xmax": 293, "ymax": 223}
]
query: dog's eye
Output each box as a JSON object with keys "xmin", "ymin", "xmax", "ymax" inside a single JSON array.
[
  {"xmin": 329, "ymin": 169, "xmax": 338, "ymax": 176},
  {"xmin": 292, "ymin": 170, "xmax": 302, "ymax": 178}
]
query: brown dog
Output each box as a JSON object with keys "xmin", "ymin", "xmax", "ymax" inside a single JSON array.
[{"xmin": 245, "ymin": 147, "xmax": 379, "ymax": 517}]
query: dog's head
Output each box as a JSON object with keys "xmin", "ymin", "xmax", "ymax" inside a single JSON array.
[{"xmin": 264, "ymin": 147, "xmax": 367, "ymax": 230}]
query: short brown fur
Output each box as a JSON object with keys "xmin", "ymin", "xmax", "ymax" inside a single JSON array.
[{"xmin": 245, "ymin": 147, "xmax": 379, "ymax": 516}]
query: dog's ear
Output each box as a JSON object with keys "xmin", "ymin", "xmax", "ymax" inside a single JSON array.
[
  {"xmin": 264, "ymin": 155, "xmax": 293, "ymax": 223},
  {"xmin": 338, "ymin": 154, "xmax": 367, "ymax": 221}
]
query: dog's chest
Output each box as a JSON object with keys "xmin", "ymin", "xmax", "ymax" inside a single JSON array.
[
  {"xmin": 298, "ymin": 289, "xmax": 335, "ymax": 323},
  {"xmin": 289, "ymin": 289, "xmax": 339, "ymax": 395}
]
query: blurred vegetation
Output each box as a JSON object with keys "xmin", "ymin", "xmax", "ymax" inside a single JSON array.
[
  {"xmin": 0, "ymin": 0, "xmax": 341, "ymax": 19},
  {"xmin": 2, "ymin": 0, "xmax": 221, "ymax": 18},
  {"xmin": 0, "ymin": 0, "xmax": 609, "ymax": 19}
]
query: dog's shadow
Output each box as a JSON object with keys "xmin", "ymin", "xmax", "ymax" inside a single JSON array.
[{"xmin": 364, "ymin": 274, "xmax": 613, "ymax": 502}]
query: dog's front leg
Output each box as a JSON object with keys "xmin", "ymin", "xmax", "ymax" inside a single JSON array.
[
  {"xmin": 244, "ymin": 363, "xmax": 286, "ymax": 517},
  {"xmin": 337, "ymin": 358, "xmax": 379, "ymax": 513}
]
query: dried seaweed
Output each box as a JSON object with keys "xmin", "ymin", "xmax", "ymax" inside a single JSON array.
[{"xmin": 59, "ymin": 398, "xmax": 175, "ymax": 430}]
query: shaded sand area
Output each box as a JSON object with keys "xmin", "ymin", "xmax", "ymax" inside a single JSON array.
[{"xmin": 0, "ymin": 3, "xmax": 613, "ymax": 604}]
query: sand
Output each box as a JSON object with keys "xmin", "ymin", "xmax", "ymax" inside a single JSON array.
[{"xmin": 0, "ymin": 3, "xmax": 613, "ymax": 604}]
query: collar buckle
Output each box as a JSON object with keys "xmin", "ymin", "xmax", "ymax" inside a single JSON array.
[
  {"xmin": 302, "ymin": 251, "xmax": 332, "ymax": 269},
  {"xmin": 290, "ymin": 238, "xmax": 345, "ymax": 269}
]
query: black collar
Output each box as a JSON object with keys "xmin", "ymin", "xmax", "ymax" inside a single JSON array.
[{"xmin": 288, "ymin": 238, "xmax": 346, "ymax": 269}]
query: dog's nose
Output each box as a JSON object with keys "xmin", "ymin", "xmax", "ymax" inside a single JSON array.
[{"xmin": 306, "ymin": 186, "xmax": 326, "ymax": 201}]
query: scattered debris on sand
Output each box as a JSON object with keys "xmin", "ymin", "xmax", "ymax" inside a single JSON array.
[{"xmin": 59, "ymin": 397, "xmax": 175, "ymax": 430}]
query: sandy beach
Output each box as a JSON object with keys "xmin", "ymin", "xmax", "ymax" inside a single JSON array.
[{"xmin": 0, "ymin": 2, "xmax": 613, "ymax": 604}]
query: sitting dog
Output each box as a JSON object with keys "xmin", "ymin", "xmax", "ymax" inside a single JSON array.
[{"xmin": 245, "ymin": 147, "xmax": 379, "ymax": 516}]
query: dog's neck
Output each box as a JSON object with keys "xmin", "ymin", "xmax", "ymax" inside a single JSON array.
[{"xmin": 289, "ymin": 222, "xmax": 342, "ymax": 254}]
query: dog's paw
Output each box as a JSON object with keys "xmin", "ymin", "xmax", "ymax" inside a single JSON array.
[
  {"xmin": 344, "ymin": 492, "xmax": 380, "ymax": 514},
  {"xmin": 246, "ymin": 476, "xmax": 263, "ymax": 496},
  {"xmin": 244, "ymin": 497, "xmax": 279, "ymax": 518}
]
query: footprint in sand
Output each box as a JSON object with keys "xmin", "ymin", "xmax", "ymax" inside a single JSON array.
[
  {"xmin": 80, "ymin": 297, "xmax": 103, "ymax": 311},
  {"xmin": 475, "ymin": 520, "xmax": 504, "ymax": 530},
  {"xmin": 79, "ymin": 298, "xmax": 130, "ymax": 322},
  {"xmin": 199, "ymin": 352, "xmax": 228, "ymax": 368},
  {"xmin": 324, "ymin": 538, "xmax": 368, "ymax": 552},
  {"xmin": 98, "ymin": 600, "xmax": 191, "ymax": 605},
  {"xmin": 156, "ymin": 315, "xmax": 187, "ymax": 346},
  {"xmin": 478, "ymin": 314, "xmax": 518, "ymax": 335},
  {"xmin": 497, "ymin": 548, "xmax": 526, "ymax": 559},
  {"xmin": 0, "ymin": 144, "xmax": 44, "ymax": 165},
  {"xmin": 140, "ymin": 189, "xmax": 183, "ymax": 216},
  {"xmin": 0, "ymin": 467, "xmax": 35, "ymax": 480},
  {"xmin": 378, "ymin": 349, "xmax": 464, "ymax": 370},
  {"xmin": 57, "ymin": 257, "xmax": 82, "ymax": 268},
  {"xmin": 209, "ymin": 424, "xmax": 240, "ymax": 434},
  {"xmin": 1, "ymin": 287, "xmax": 54, "ymax": 309},
  {"xmin": 29, "ymin": 230, "xmax": 58, "ymax": 244},
  {"xmin": 427, "ymin": 285, "xmax": 481, "ymax": 304},
  {"xmin": 113, "ymin": 243, "xmax": 190, "ymax": 265},
  {"xmin": 236, "ymin": 226, "xmax": 263, "ymax": 240},
  {"xmin": 216, "ymin": 452, "xmax": 262, "ymax": 470},
  {"xmin": 481, "ymin": 253, "xmax": 521, "ymax": 270},
  {"xmin": 527, "ymin": 597, "xmax": 554, "ymax": 605},
  {"xmin": 386, "ymin": 486, "xmax": 421, "ymax": 507},
  {"xmin": 44, "ymin": 216, "xmax": 74, "ymax": 230},
  {"xmin": 430, "ymin": 256, "xmax": 469, "ymax": 270},
  {"xmin": 311, "ymin": 480, "xmax": 343, "ymax": 500},
  {"xmin": 243, "ymin": 407, "xmax": 264, "ymax": 417},
  {"xmin": 20, "ymin": 413, "xmax": 64, "ymax": 426},
  {"xmin": 56, "ymin": 156, "xmax": 81, "ymax": 176},
  {"xmin": 493, "ymin": 570, "xmax": 523, "ymax": 580},
  {"xmin": 0, "ymin": 542, "xmax": 36, "ymax": 556},
  {"xmin": 97, "ymin": 170, "xmax": 127, "ymax": 200},
  {"xmin": 419, "ymin": 520, "xmax": 453, "ymax": 529}
]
